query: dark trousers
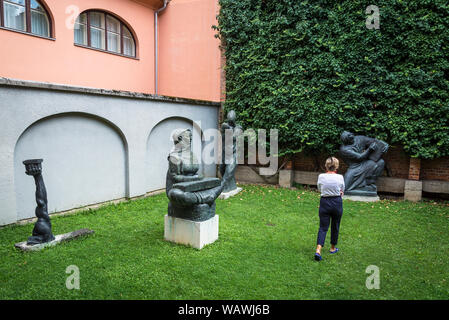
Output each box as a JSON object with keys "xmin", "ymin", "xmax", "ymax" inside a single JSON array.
[{"xmin": 316, "ymin": 196, "xmax": 343, "ymax": 247}]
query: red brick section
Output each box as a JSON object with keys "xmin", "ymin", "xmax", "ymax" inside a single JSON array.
[
  {"xmin": 408, "ymin": 158, "xmax": 421, "ymax": 181},
  {"xmin": 421, "ymin": 157, "xmax": 449, "ymax": 181},
  {"xmin": 382, "ymin": 145, "xmax": 410, "ymax": 179}
]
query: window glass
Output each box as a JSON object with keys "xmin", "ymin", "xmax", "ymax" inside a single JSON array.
[
  {"xmin": 106, "ymin": 15, "xmax": 120, "ymax": 53},
  {"xmin": 30, "ymin": 0, "xmax": 42, "ymax": 10},
  {"xmin": 106, "ymin": 15, "xmax": 120, "ymax": 33},
  {"xmin": 122, "ymin": 26, "xmax": 135, "ymax": 57},
  {"xmin": 2, "ymin": 0, "xmax": 51, "ymax": 37},
  {"xmin": 3, "ymin": 0, "xmax": 26, "ymax": 31},
  {"xmin": 107, "ymin": 32, "xmax": 120, "ymax": 53},
  {"xmin": 74, "ymin": 12, "xmax": 87, "ymax": 45},
  {"xmin": 89, "ymin": 12, "xmax": 105, "ymax": 50},
  {"xmin": 90, "ymin": 27, "xmax": 105, "ymax": 50},
  {"xmin": 30, "ymin": 2, "xmax": 49, "ymax": 37},
  {"xmin": 73, "ymin": 10, "xmax": 136, "ymax": 57},
  {"xmin": 76, "ymin": 12, "xmax": 87, "ymax": 24},
  {"xmin": 89, "ymin": 11, "xmax": 105, "ymax": 29},
  {"xmin": 7, "ymin": 0, "xmax": 25, "ymax": 5}
]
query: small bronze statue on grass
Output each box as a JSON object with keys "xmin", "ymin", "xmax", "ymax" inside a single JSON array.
[
  {"xmin": 339, "ymin": 131, "xmax": 389, "ymax": 197},
  {"xmin": 23, "ymin": 159, "xmax": 55, "ymax": 245}
]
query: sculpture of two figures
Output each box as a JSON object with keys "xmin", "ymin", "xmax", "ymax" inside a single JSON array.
[
  {"xmin": 23, "ymin": 159, "xmax": 55, "ymax": 245},
  {"xmin": 340, "ymin": 131, "xmax": 389, "ymax": 197},
  {"xmin": 165, "ymin": 110, "xmax": 242, "ymax": 221}
]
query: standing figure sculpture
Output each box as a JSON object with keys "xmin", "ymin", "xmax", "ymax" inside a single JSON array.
[
  {"xmin": 166, "ymin": 128, "xmax": 223, "ymax": 221},
  {"xmin": 23, "ymin": 159, "xmax": 55, "ymax": 245},
  {"xmin": 219, "ymin": 110, "xmax": 243, "ymax": 195},
  {"xmin": 339, "ymin": 131, "xmax": 389, "ymax": 197}
]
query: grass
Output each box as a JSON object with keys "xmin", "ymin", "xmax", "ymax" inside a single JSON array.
[{"xmin": 0, "ymin": 184, "xmax": 448, "ymax": 300}]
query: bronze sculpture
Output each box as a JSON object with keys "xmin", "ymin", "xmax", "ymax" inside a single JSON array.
[
  {"xmin": 166, "ymin": 128, "xmax": 223, "ymax": 221},
  {"xmin": 339, "ymin": 131, "xmax": 389, "ymax": 196},
  {"xmin": 23, "ymin": 159, "xmax": 55, "ymax": 245},
  {"xmin": 219, "ymin": 110, "xmax": 242, "ymax": 193}
]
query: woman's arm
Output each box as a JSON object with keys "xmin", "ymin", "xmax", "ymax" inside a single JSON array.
[
  {"xmin": 317, "ymin": 175, "xmax": 322, "ymax": 192},
  {"xmin": 340, "ymin": 175, "xmax": 345, "ymax": 196}
]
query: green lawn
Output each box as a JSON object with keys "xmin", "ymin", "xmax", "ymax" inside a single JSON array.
[{"xmin": 0, "ymin": 184, "xmax": 448, "ymax": 300}]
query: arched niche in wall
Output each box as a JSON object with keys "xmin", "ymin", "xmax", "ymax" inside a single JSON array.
[
  {"xmin": 14, "ymin": 112, "xmax": 128, "ymax": 220},
  {"xmin": 145, "ymin": 117, "xmax": 204, "ymax": 192}
]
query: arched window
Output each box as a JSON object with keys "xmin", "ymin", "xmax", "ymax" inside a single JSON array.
[
  {"xmin": 0, "ymin": 0, "xmax": 51, "ymax": 37},
  {"xmin": 74, "ymin": 10, "xmax": 136, "ymax": 58}
]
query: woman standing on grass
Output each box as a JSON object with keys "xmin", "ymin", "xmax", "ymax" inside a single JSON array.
[{"xmin": 314, "ymin": 157, "xmax": 345, "ymax": 261}]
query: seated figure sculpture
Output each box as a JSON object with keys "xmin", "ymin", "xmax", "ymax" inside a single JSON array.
[
  {"xmin": 339, "ymin": 131, "xmax": 389, "ymax": 196},
  {"xmin": 166, "ymin": 128, "xmax": 223, "ymax": 222}
]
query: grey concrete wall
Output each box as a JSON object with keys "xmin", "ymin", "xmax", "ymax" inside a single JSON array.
[
  {"xmin": 0, "ymin": 79, "xmax": 220, "ymax": 226},
  {"xmin": 235, "ymin": 165, "xmax": 278, "ymax": 185}
]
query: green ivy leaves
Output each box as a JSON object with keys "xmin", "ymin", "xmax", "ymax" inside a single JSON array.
[{"xmin": 216, "ymin": 0, "xmax": 449, "ymax": 159}]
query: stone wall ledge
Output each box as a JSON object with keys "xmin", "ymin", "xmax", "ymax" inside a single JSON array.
[{"xmin": 0, "ymin": 77, "xmax": 221, "ymax": 107}]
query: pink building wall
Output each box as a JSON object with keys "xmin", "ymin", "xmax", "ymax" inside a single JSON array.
[
  {"xmin": 0, "ymin": 0, "xmax": 222, "ymax": 101},
  {"xmin": 158, "ymin": 0, "xmax": 222, "ymax": 102}
]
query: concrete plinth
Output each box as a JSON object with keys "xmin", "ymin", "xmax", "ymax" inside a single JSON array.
[
  {"xmin": 279, "ymin": 169, "xmax": 293, "ymax": 188},
  {"xmin": 14, "ymin": 228, "xmax": 94, "ymax": 252},
  {"xmin": 219, "ymin": 187, "xmax": 243, "ymax": 200},
  {"xmin": 343, "ymin": 195, "xmax": 380, "ymax": 202},
  {"xmin": 404, "ymin": 180, "xmax": 422, "ymax": 202},
  {"xmin": 164, "ymin": 215, "xmax": 218, "ymax": 249}
]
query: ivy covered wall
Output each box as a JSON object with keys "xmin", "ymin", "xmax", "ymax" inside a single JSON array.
[{"xmin": 215, "ymin": 0, "xmax": 449, "ymax": 159}]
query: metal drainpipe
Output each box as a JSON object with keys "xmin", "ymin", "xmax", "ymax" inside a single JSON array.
[{"xmin": 155, "ymin": 0, "xmax": 169, "ymax": 95}]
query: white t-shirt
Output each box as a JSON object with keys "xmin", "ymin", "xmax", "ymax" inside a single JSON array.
[{"xmin": 317, "ymin": 173, "xmax": 345, "ymax": 197}]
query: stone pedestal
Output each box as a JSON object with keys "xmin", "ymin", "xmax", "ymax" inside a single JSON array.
[
  {"xmin": 404, "ymin": 180, "xmax": 422, "ymax": 202},
  {"xmin": 279, "ymin": 169, "xmax": 293, "ymax": 188},
  {"xmin": 343, "ymin": 195, "xmax": 380, "ymax": 202},
  {"xmin": 164, "ymin": 215, "xmax": 218, "ymax": 249},
  {"xmin": 15, "ymin": 228, "xmax": 94, "ymax": 252},
  {"xmin": 219, "ymin": 187, "xmax": 243, "ymax": 200}
]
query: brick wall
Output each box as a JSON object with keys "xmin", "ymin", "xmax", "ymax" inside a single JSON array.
[
  {"xmin": 421, "ymin": 157, "xmax": 449, "ymax": 181},
  {"xmin": 382, "ymin": 145, "xmax": 410, "ymax": 179},
  {"xmin": 408, "ymin": 158, "xmax": 421, "ymax": 180}
]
